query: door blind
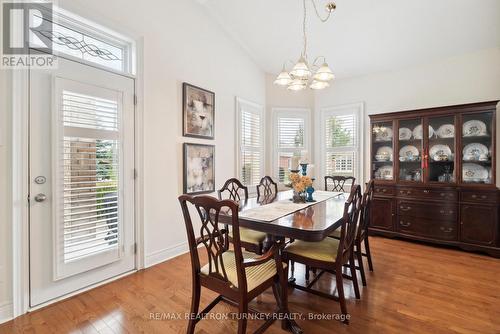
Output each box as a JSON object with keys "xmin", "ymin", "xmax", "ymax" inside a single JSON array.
[
  {"xmin": 61, "ymin": 91, "xmax": 120, "ymax": 263},
  {"xmin": 240, "ymin": 108, "xmax": 262, "ymax": 186}
]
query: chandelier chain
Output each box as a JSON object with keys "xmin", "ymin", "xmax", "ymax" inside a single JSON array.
[
  {"xmin": 302, "ymin": 0, "xmax": 307, "ymax": 57},
  {"xmin": 310, "ymin": 0, "xmax": 333, "ymax": 23}
]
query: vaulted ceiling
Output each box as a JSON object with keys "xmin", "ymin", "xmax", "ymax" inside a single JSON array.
[{"xmin": 199, "ymin": 0, "xmax": 500, "ymax": 78}]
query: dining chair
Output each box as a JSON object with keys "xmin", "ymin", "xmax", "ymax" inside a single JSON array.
[
  {"xmin": 282, "ymin": 185, "xmax": 363, "ymax": 324},
  {"xmin": 218, "ymin": 178, "xmax": 267, "ymax": 254},
  {"xmin": 256, "ymin": 176, "xmax": 278, "ymax": 199},
  {"xmin": 178, "ymin": 195, "xmax": 288, "ymax": 334},
  {"xmin": 329, "ymin": 180, "xmax": 375, "ymax": 286},
  {"xmin": 325, "ymin": 176, "xmax": 356, "ymax": 192}
]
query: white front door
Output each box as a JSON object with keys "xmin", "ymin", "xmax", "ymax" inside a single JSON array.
[{"xmin": 29, "ymin": 55, "xmax": 136, "ymax": 307}]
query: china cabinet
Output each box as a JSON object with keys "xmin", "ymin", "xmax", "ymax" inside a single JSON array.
[{"xmin": 369, "ymin": 101, "xmax": 499, "ymax": 257}]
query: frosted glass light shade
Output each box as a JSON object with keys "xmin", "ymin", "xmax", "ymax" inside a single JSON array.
[
  {"xmin": 287, "ymin": 78, "xmax": 307, "ymax": 91},
  {"xmin": 313, "ymin": 63, "xmax": 335, "ymax": 81},
  {"xmin": 274, "ymin": 70, "xmax": 292, "ymax": 86},
  {"xmin": 290, "ymin": 56, "xmax": 311, "ymax": 79},
  {"xmin": 309, "ymin": 80, "xmax": 330, "ymax": 90}
]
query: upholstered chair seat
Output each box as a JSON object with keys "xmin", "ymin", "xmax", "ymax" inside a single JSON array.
[
  {"xmin": 230, "ymin": 227, "xmax": 267, "ymax": 246},
  {"xmin": 329, "ymin": 225, "xmax": 359, "ymax": 239},
  {"xmin": 284, "ymin": 238, "xmax": 340, "ymax": 263},
  {"xmin": 200, "ymin": 250, "xmax": 285, "ymax": 292}
]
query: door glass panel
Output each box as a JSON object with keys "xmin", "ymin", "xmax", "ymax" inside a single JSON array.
[
  {"xmin": 461, "ymin": 112, "xmax": 493, "ymax": 184},
  {"xmin": 372, "ymin": 121, "xmax": 393, "ymax": 181},
  {"xmin": 398, "ymin": 119, "xmax": 423, "ymax": 182},
  {"xmin": 428, "ymin": 115, "xmax": 455, "ymax": 183}
]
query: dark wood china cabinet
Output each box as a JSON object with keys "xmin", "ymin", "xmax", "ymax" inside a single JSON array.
[{"xmin": 369, "ymin": 101, "xmax": 499, "ymax": 257}]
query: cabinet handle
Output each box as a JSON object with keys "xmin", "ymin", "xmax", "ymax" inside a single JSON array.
[
  {"xmin": 439, "ymin": 226, "xmax": 454, "ymax": 233},
  {"xmin": 382, "ymin": 189, "xmax": 387, "ymax": 193},
  {"xmin": 399, "ymin": 190, "xmax": 411, "ymax": 195},
  {"xmin": 399, "ymin": 221, "xmax": 411, "ymax": 227},
  {"xmin": 481, "ymin": 195, "xmax": 487, "ymax": 199},
  {"xmin": 400, "ymin": 206, "xmax": 412, "ymax": 211},
  {"xmin": 471, "ymin": 194, "xmax": 477, "ymax": 199},
  {"xmin": 423, "ymin": 190, "xmax": 430, "ymax": 194},
  {"xmin": 439, "ymin": 209, "xmax": 454, "ymax": 215}
]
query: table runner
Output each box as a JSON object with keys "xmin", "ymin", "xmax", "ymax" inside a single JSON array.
[{"xmin": 239, "ymin": 191, "xmax": 344, "ymax": 222}]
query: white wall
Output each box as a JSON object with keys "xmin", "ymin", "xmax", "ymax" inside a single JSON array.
[
  {"xmin": 0, "ymin": 66, "xmax": 13, "ymax": 323},
  {"xmin": 314, "ymin": 48, "xmax": 500, "ymax": 185}
]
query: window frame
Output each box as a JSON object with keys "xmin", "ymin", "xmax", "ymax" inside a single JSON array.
[
  {"xmin": 272, "ymin": 107, "xmax": 311, "ymax": 183},
  {"xmin": 319, "ymin": 103, "xmax": 364, "ymax": 187},
  {"xmin": 235, "ymin": 97, "xmax": 265, "ymax": 189}
]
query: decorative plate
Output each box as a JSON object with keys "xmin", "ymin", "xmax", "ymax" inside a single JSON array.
[
  {"xmin": 462, "ymin": 143, "xmax": 488, "ymax": 158},
  {"xmin": 375, "ymin": 127, "xmax": 393, "ymax": 142},
  {"xmin": 462, "ymin": 163, "xmax": 489, "ymax": 182},
  {"xmin": 376, "ymin": 146, "xmax": 393, "ymax": 158},
  {"xmin": 399, "ymin": 145, "xmax": 420, "ymax": 159},
  {"xmin": 429, "ymin": 144, "xmax": 452, "ymax": 160},
  {"xmin": 436, "ymin": 124, "xmax": 455, "ymax": 138},
  {"xmin": 412, "ymin": 125, "xmax": 434, "ymax": 139},
  {"xmin": 399, "ymin": 127, "xmax": 412, "ymax": 141},
  {"xmin": 377, "ymin": 165, "xmax": 393, "ymax": 180},
  {"xmin": 463, "ymin": 120, "xmax": 487, "ymax": 137}
]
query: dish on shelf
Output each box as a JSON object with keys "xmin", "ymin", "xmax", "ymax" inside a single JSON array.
[
  {"xmin": 436, "ymin": 124, "xmax": 455, "ymax": 138},
  {"xmin": 374, "ymin": 126, "xmax": 393, "ymax": 142},
  {"xmin": 399, "ymin": 145, "xmax": 420, "ymax": 161},
  {"xmin": 399, "ymin": 127, "xmax": 412, "ymax": 141},
  {"xmin": 375, "ymin": 145, "xmax": 393, "ymax": 159},
  {"xmin": 462, "ymin": 143, "xmax": 489, "ymax": 161},
  {"xmin": 462, "ymin": 163, "xmax": 489, "ymax": 183},
  {"xmin": 375, "ymin": 165, "xmax": 393, "ymax": 180},
  {"xmin": 463, "ymin": 120, "xmax": 487, "ymax": 137},
  {"xmin": 412, "ymin": 125, "xmax": 434, "ymax": 139},
  {"xmin": 429, "ymin": 144, "xmax": 452, "ymax": 161}
]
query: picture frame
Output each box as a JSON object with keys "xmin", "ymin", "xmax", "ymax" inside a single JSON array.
[
  {"xmin": 183, "ymin": 143, "xmax": 215, "ymax": 194},
  {"xmin": 183, "ymin": 83, "xmax": 215, "ymax": 139}
]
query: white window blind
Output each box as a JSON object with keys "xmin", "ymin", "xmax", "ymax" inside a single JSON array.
[
  {"xmin": 61, "ymin": 91, "xmax": 120, "ymax": 264},
  {"xmin": 324, "ymin": 112, "xmax": 358, "ymax": 179},
  {"xmin": 274, "ymin": 109, "xmax": 310, "ymax": 183},
  {"xmin": 237, "ymin": 99, "xmax": 263, "ymax": 186}
]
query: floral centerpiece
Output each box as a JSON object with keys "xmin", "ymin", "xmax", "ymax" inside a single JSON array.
[{"xmin": 289, "ymin": 172, "xmax": 313, "ymax": 203}]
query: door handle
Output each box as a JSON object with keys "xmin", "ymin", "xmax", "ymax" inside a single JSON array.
[{"xmin": 34, "ymin": 193, "xmax": 47, "ymax": 202}]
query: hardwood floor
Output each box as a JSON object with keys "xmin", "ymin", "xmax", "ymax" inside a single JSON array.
[{"xmin": 2, "ymin": 236, "xmax": 500, "ymax": 334}]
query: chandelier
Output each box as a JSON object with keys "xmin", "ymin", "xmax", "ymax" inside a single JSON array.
[{"xmin": 274, "ymin": 0, "xmax": 336, "ymax": 91}]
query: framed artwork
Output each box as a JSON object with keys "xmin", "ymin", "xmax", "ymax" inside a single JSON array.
[
  {"xmin": 183, "ymin": 143, "xmax": 215, "ymax": 194},
  {"xmin": 183, "ymin": 83, "xmax": 215, "ymax": 139}
]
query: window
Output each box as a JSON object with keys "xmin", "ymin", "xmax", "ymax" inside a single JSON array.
[
  {"xmin": 273, "ymin": 109, "xmax": 311, "ymax": 183},
  {"xmin": 237, "ymin": 98, "xmax": 264, "ymax": 187},
  {"xmin": 30, "ymin": 5, "xmax": 134, "ymax": 74},
  {"xmin": 321, "ymin": 104, "xmax": 363, "ymax": 183}
]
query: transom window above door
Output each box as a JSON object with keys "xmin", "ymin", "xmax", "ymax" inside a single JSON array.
[{"xmin": 30, "ymin": 5, "xmax": 135, "ymax": 74}]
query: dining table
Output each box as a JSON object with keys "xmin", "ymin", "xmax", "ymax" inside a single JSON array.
[{"xmin": 218, "ymin": 189, "xmax": 347, "ymax": 334}]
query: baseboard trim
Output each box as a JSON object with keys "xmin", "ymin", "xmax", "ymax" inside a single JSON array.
[
  {"xmin": 0, "ymin": 302, "xmax": 13, "ymax": 324},
  {"xmin": 145, "ymin": 242, "xmax": 189, "ymax": 268}
]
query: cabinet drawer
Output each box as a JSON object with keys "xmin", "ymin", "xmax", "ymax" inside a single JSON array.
[
  {"xmin": 374, "ymin": 186, "xmax": 395, "ymax": 196},
  {"xmin": 397, "ymin": 187, "xmax": 457, "ymax": 201},
  {"xmin": 461, "ymin": 191, "xmax": 497, "ymax": 204},
  {"xmin": 397, "ymin": 200, "xmax": 457, "ymax": 221},
  {"xmin": 397, "ymin": 216, "xmax": 457, "ymax": 241}
]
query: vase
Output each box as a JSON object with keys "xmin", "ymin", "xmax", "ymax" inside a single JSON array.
[
  {"xmin": 306, "ymin": 186, "xmax": 315, "ymax": 202},
  {"xmin": 292, "ymin": 190, "xmax": 306, "ymax": 203}
]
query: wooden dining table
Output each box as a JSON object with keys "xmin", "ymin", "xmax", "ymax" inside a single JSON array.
[{"xmin": 219, "ymin": 190, "xmax": 347, "ymax": 334}]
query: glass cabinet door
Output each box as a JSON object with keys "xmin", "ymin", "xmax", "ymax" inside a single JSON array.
[
  {"xmin": 397, "ymin": 119, "xmax": 424, "ymax": 182},
  {"xmin": 461, "ymin": 112, "xmax": 494, "ymax": 184},
  {"xmin": 428, "ymin": 115, "xmax": 456, "ymax": 183},
  {"xmin": 372, "ymin": 121, "xmax": 394, "ymax": 181}
]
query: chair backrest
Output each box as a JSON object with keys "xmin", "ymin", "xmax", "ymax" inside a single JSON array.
[
  {"xmin": 356, "ymin": 180, "xmax": 374, "ymax": 240},
  {"xmin": 256, "ymin": 176, "xmax": 278, "ymax": 198},
  {"xmin": 178, "ymin": 195, "xmax": 247, "ymax": 291},
  {"xmin": 218, "ymin": 178, "xmax": 248, "ymax": 202},
  {"xmin": 325, "ymin": 176, "xmax": 356, "ymax": 192},
  {"xmin": 335, "ymin": 184, "xmax": 362, "ymax": 263}
]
